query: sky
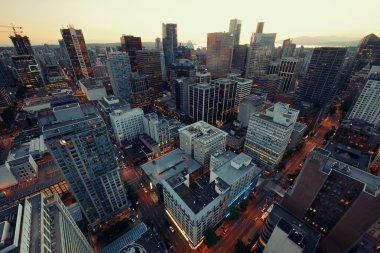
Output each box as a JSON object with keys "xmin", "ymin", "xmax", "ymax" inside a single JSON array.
[{"xmin": 1, "ymin": 0, "xmax": 379, "ymax": 47}]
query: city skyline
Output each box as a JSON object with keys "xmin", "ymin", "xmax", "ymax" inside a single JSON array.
[{"xmin": 1, "ymin": 0, "xmax": 379, "ymax": 46}]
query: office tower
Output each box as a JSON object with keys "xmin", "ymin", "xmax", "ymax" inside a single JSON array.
[
  {"xmin": 212, "ymin": 78, "xmax": 237, "ymax": 126},
  {"xmin": 229, "ymin": 19, "xmax": 242, "ymax": 46},
  {"xmin": 282, "ymin": 142, "xmax": 380, "ymax": 252},
  {"xmin": 130, "ymin": 73, "xmax": 151, "ymax": 110},
  {"xmin": 169, "ymin": 59, "xmax": 195, "ymax": 100},
  {"xmin": 10, "ymin": 34, "xmax": 34, "ymax": 55},
  {"xmin": 174, "ymin": 78, "xmax": 190, "ymax": 114},
  {"xmin": 12, "ymin": 55, "xmax": 43, "ymax": 89},
  {"xmin": 42, "ymin": 103, "xmax": 129, "ymax": 227},
  {"xmin": 238, "ymin": 94, "xmax": 266, "ymax": 127},
  {"xmin": 196, "ymin": 71, "xmax": 211, "ymax": 83},
  {"xmin": 58, "ymin": 39, "xmax": 73, "ymax": 73},
  {"xmin": 110, "ymin": 108, "xmax": 144, "ymax": 143},
  {"xmin": 245, "ymin": 43, "xmax": 272, "ymax": 78},
  {"xmin": 256, "ymin": 22, "xmax": 264, "ymax": 34},
  {"xmin": 281, "ymin": 38, "xmax": 296, "ymax": 58},
  {"xmin": 120, "ymin": 35, "xmax": 142, "ymax": 72},
  {"xmin": 0, "ymin": 193, "xmax": 94, "ymax": 253},
  {"xmin": 231, "ymin": 44, "xmax": 248, "ymax": 72},
  {"xmin": 206, "ymin": 32, "xmax": 234, "ymax": 78},
  {"xmin": 244, "ymin": 103, "xmax": 299, "ymax": 170},
  {"xmin": 267, "ymin": 60, "xmax": 280, "ymax": 74},
  {"xmin": 298, "ymin": 47, "xmax": 347, "ymax": 106},
  {"xmin": 353, "ymin": 33, "xmax": 380, "ymax": 72},
  {"xmin": 135, "ymin": 50, "xmax": 163, "ymax": 97},
  {"xmin": 106, "ymin": 52, "xmax": 132, "ymax": 101},
  {"xmin": 179, "ymin": 121, "xmax": 227, "ymax": 165},
  {"xmin": 278, "ymin": 57, "xmax": 301, "ymax": 93},
  {"xmin": 252, "ymin": 74, "xmax": 284, "ymax": 101},
  {"xmin": 254, "ymin": 204, "xmax": 321, "ymax": 253},
  {"xmin": 176, "ymin": 45, "xmax": 192, "ymax": 60},
  {"xmin": 162, "ymin": 23, "xmax": 178, "ymax": 68},
  {"xmin": 231, "ymin": 77, "xmax": 252, "ymax": 114},
  {"xmin": 348, "ymin": 71, "xmax": 380, "ymax": 127},
  {"xmin": 189, "ymin": 82, "xmax": 219, "ymax": 125},
  {"xmin": 155, "ymin": 37, "xmax": 162, "ymax": 51},
  {"xmin": 60, "ymin": 26, "xmax": 93, "ymax": 81}
]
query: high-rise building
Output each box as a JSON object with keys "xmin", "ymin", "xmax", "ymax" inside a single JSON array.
[
  {"xmin": 245, "ymin": 43, "xmax": 272, "ymax": 78},
  {"xmin": 60, "ymin": 26, "xmax": 93, "ymax": 81},
  {"xmin": 110, "ymin": 108, "xmax": 144, "ymax": 143},
  {"xmin": 130, "ymin": 73, "xmax": 151, "ymax": 110},
  {"xmin": 244, "ymin": 102, "xmax": 299, "ymax": 170},
  {"xmin": 230, "ymin": 77, "xmax": 252, "ymax": 114},
  {"xmin": 278, "ymin": 57, "xmax": 301, "ymax": 93},
  {"xmin": 162, "ymin": 23, "xmax": 178, "ymax": 68},
  {"xmin": 189, "ymin": 82, "xmax": 219, "ymax": 125},
  {"xmin": 237, "ymin": 93, "xmax": 266, "ymax": 127},
  {"xmin": 353, "ymin": 33, "xmax": 380, "ymax": 72},
  {"xmin": 254, "ymin": 204, "xmax": 321, "ymax": 253},
  {"xmin": 252, "ymin": 74, "xmax": 284, "ymax": 101},
  {"xmin": 12, "ymin": 55, "xmax": 44, "ymax": 89},
  {"xmin": 212, "ymin": 78, "xmax": 237, "ymax": 126},
  {"xmin": 282, "ymin": 142, "xmax": 380, "ymax": 252},
  {"xmin": 169, "ymin": 59, "xmax": 195, "ymax": 100},
  {"xmin": 10, "ymin": 34, "xmax": 34, "ymax": 55},
  {"xmin": 0, "ymin": 193, "xmax": 94, "ymax": 253},
  {"xmin": 256, "ymin": 22, "xmax": 264, "ymax": 34},
  {"xmin": 281, "ymin": 38, "xmax": 296, "ymax": 58},
  {"xmin": 298, "ymin": 47, "xmax": 347, "ymax": 106},
  {"xmin": 41, "ymin": 103, "xmax": 129, "ymax": 227},
  {"xmin": 206, "ymin": 32, "xmax": 234, "ymax": 78},
  {"xmin": 155, "ymin": 37, "xmax": 162, "ymax": 51},
  {"xmin": 196, "ymin": 71, "xmax": 211, "ymax": 83},
  {"xmin": 348, "ymin": 71, "xmax": 380, "ymax": 127},
  {"xmin": 106, "ymin": 52, "xmax": 132, "ymax": 101},
  {"xmin": 229, "ymin": 19, "xmax": 242, "ymax": 46},
  {"xmin": 179, "ymin": 121, "xmax": 227, "ymax": 165},
  {"xmin": 175, "ymin": 78, "xmax": 191, "ymax": 114},
  {"xmin": 136, "ymin": 50, "xmax": 163, "ymax": 97},
  {"xmin": 120, "ymin": 35, "xmax": 142, "ymax": 72},
  {"xmin": 231, "ymin": 44, "xmax": 248, "ymax": 72}
]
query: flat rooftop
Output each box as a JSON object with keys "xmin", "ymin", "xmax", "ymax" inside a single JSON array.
[
  {"xmin": 141, "ymin": 149, "xmax": 202, "ymax": 186},
  {"xmin": 179, "ymin": 121, "xmax": 227, "ymax": 144},
  {"xmin": 324, "ymin": 141, "xmax": 371, "ymax": 171},
  {"xmin": 268, "ymin": 204, "xmax": 321, "ymax": 253},
  {"xmin": 98, "ymin": 96, "xmax": 131, "ymax": 114},
  {"xmin": 171, "ymin": 174, "xmax": 219, "ymax": 214},
  {"xmin": 293, "ymin": 122, "xmax": 307, "ymax": 133}
]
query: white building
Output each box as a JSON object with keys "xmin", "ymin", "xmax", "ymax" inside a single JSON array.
[
  {"xmin": 244, "ymin": 103, "xmax": 299, "ymax": 170},
  {"xmin": 230, "ymin": 77, "xmax": 253, "ymax": 114},
  {"xmin": 349, "ymin": 70, "xmax": 380, "ymax": 127},
  {"xmin": 79, "ymin": 79, "xmax": 107, "ymax": 101},
  {"xmin": 178, "ymin": 121, "xmax": 227, "ymax": 165},
  {"xmin": 110, "ymin": 108, "xmax": 144, "ymax": 143},
  {"xmin": 0, "ymin": 193, "xmax": 94, "ymax": 253},
  {"xmin": 210, "ymin": 151, "xmax": 262, "ymax": 206}
]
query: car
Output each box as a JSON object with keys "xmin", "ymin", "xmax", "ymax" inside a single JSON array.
[
  {"xmin": 144, "ymin": 188, "xmax": 148, "ymax": 193},
  {"xmin": 169, "ymin": 226, "xmax": 175, "ymax": 233}
]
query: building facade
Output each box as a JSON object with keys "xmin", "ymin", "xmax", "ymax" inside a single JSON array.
[
  {"xmin": 162, "ymin": 23, "xmax": 178, "ymax": 69},
  {"xmin": 12, "ymin": 55, "xmax": 44, "ymax": 89},
  {"xmin": 136, "ymin": 50, "xmax": 163, "ymax": 97},
  {"xmin": 110, "ymin": 108, "xmax": 144, "ymax": 143},
  {"xmin": 212, "ymin": 78, "xmax": 237, "ymax": 126},
  {"xmin": 206, "ymin": 32, "xmax": 234, "ymax": 78},
  {"xmin": 278, "ymin": 57, "xmax": 301, "ymax": 93},
  {"xmin": 106, "ymin": 52, "xmax": 132, "ymax": 101},
  {"xmin": 120, "ymin": 35, "xmax": 142, "ymax": 72},
  {"xmin": 189, "ymin": 83, "xmax": 219, "ymax": 125},
  {"xmin": 229, "ymin": 19, "xmax": 242, "ymax": 46}
]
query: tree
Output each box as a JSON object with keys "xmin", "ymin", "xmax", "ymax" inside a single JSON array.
[
  {"xmin": 234, "ymin": 239, "xmax": 249, "ymax": 253},
  {"xmin": 123, "ymin": 182, "xmax": 139, "ymax": 207},
  {"xmin": 228, "ymin": 206, "xmax": 239, "ymax": 220},
  {"xmin": 204, "ymin": 227, "xmax": 219, "ymax": 247}
]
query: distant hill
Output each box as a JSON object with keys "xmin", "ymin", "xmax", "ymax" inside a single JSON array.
[{"xmin": 278, "ymin": 36, "xmax": 360, "ymax": 47}]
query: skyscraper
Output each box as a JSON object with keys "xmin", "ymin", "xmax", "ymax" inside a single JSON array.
[
  {"xmin": 229, "ymin": 19, "xmax": 242, "ymax": 46},
  {"xmin": 206, "ymin": 32, "xmax": 234, "ymax": 78},
  {"xmin": 231, "ymin": 77, "xmax": 252, "ymax": 114},
  {"xmin": 213, "ymin": 78, "xmax": 237, "ymax": 126},
  {"xmin": 170, "ymin": 58, "xmax": 195, "ymax": 100},
  {"xmin": 353, "ymin": 33, "xmax": 380, "ymax": 72},
  {"xmin": 120, "ymin": 35, "xmax": 142, "ymax": 72},
  {"xmin": 106, "ymin": 52, "xmax": 132, "ymax": 101},
  {"xmin": 0, "ymin": 193, "xmax": 94, "ymax": 253},
  {"xmin": 60, "ymin": 26, "xmax": 93, "ymax": 81},
  {"xmin": 130, "ymin": 73, "xmax": 151, "ymax": 110},
  {"xmin": 12, "ymin": 55, "xmax": 44, "ymax": 89},
  {"xmin": 189, "ymin": 82, "xmax": 219, "ymax": 125},
  {"xmin": 282, "ymin": 142, "xmax": 380, "ymax": 252},
  {"xmin": 42, "ymin": 103, "xmax": 129, "ymax": 227},
  {"xmin": 281, "ymin": 38, "xmax": 296, "ymax": 58},
  {"xmin": 244, "ymin": 103, "xmax": 299, "ymax": 170},
  {"xmin": 162, "ymin": 23, "xmax": 178, "ymax": 69},
  {"xmin": 256, "ymin": 21, "xmax": 264, "ymax": 34},
  {"xmin": 231, "ymin": 44, "xmax": 248, "ymax": 72},
  {"xmin": 348, "ymin": 70, "xmax": 380, "ymax": 127},
  {"xmin": 278, "ymin": 57, "xmax": 301, "ymax": 93},
  {"xmin": 136, "ymin": 50, "xmax": 163, "ymax": 97},
  {"xmin": 10, "ymin": 34, "xmax": 34, "ymax": 55},
  {"xmin": 245, "ymin": 43, "xmax": 272, "ymax": 78},
  {"xmin": 298, "ymin": 47, "xmax": 347, "ymax": 106}
]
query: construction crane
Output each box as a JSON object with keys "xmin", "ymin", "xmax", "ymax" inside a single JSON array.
[{"xmin": 0, "ymin": 23, "xmax": 23, "ymax": 36}]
